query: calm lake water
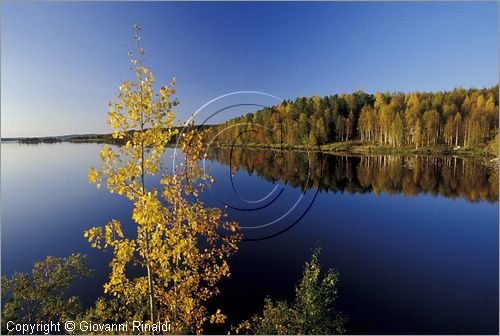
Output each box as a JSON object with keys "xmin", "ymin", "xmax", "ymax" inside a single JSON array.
[{"xmin": 1, "ymin": 142, "xmax": 498, "ymax": 334}]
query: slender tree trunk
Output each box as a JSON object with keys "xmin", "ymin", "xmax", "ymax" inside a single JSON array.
[
  {"xmin": 140, "ymin": 119, "xmax": 157, "ymax": 323},
  {"xmin": 464, "ymin": 127, "xmax": 468, "ymax": 147},
  {"xmin": 145, "ymin": 229, "xmax": 157, "ymax": 323}
]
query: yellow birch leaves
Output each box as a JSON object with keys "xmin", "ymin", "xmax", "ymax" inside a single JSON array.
[{"xmin": 84, "ymin": 25, "xmax": 241, "ymax": 334}]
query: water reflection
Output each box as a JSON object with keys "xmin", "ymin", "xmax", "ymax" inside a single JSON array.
[
  {"xmin": 207, "ymin": 147, "xmax": 498, "ymax": 203},
  {"xmin": 1, "ymin": 143, "xmax": 498, "ymax": 333}
]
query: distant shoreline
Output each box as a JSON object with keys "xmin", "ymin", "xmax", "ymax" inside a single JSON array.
[
  {"xmin": 0, "ymin": 125, "xmax": 213, "ymax": 145},
  {"xmin": 4, "ymin": 135, "xmax": 496, "ymax": 162}
]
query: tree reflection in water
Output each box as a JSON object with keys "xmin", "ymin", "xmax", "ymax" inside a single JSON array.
[{"xmin": 207, "ymin": 147, "xmax": 498, "ymax": 203}]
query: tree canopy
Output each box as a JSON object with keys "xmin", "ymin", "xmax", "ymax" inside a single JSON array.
[{"xmin": 209, "ymin": 87, "xmax": 499, "ymax": 150}]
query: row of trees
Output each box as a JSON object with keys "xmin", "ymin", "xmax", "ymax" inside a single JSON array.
[{"xmin": 209, "ymin": 87, "xmax": 499, "ymax": 149}]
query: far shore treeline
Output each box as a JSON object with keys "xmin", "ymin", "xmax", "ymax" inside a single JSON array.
[
  {"xmin": 209, "ymin": 86, "xmax": 499, "ymax": 153},
  {"xmin": 4, "ymin": 86, "xmax": 499, "ymax": 157},
  {"xmin": 4, "ymin": 126, "xmax": 212, "ymax": 145}
]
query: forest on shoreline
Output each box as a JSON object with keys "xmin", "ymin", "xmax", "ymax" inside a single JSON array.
[
  {"xmin": 208, "ymin": 86, "xmax": 499, "ymax": 156},
  {"xmin": 3, "ymin": 86, "xmax": 499, "ymax": 159}
]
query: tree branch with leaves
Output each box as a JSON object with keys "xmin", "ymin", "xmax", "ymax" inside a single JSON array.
[{"xmin": 85, "ymin": 25, "xmax": 241, "ymax": 334}]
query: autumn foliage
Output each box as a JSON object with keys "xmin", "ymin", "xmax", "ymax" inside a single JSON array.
[
  {"xmin": 85, "ymin": 25, "xmax": 241, "ymax": 334},
  {"xmin": 210, "ymin": 88, "xmax": 499, "ymax": 150}
]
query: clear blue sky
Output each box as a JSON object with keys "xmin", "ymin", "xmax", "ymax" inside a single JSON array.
[{"xmin": 1, "ymin": 2, "xmax": 498, "ymax": 137}]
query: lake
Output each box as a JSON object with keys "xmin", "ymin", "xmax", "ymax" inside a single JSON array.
[{"xmin": 1, "ymin": 142, "xmax": 498, "ymax": 334}]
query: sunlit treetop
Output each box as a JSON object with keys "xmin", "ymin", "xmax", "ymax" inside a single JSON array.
[{"xmin": 88, "ymin": 24, "xmax": 179, "ymax": 200}]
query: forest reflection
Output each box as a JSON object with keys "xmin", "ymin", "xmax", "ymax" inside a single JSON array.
[{"xmin": 206, "ymin": 147, "xmax": 498, "ymax": 203}]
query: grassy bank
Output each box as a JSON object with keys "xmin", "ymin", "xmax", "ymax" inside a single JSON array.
[
  {"xmin": 320, "ymin": 141, "xmax": 495, "ymax": 158},
  {"xmin": 215, "ymin": 140, "xmax": 497, "ymax": 159}
]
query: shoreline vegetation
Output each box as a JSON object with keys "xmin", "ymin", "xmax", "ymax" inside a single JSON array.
[
  {"xmin": 3, "ymin": 86, "xmax": 498, "ymax": 163},
  {"xmin": 215, "ymin": 140, "xmax": 500, "ymax": 169},
  {"xmin": 208, "ymin": 85, "xmax": 499, "ymax": 162},
  {"xmin": 215, "ymin": 140, "xmax": 495, "ymax": 157},
  {"xmin": 4, "ymin": 135, "xmax": 497, "ymax": 164}
]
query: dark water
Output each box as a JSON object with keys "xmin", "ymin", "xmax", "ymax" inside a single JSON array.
[{"xmin": 1, "ymin": 142, "xmax": 498, "ymax": 334}]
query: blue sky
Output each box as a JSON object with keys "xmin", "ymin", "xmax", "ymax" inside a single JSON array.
[{"xmin": 1, "ymin": 2, "xmax": 498, "ymax": 137}]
